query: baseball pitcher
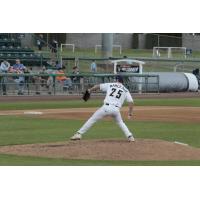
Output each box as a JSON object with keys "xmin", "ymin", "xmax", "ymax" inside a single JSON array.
[{"xmin": 71, "ymin": 76, "xmax": 135, "ymax": 142}]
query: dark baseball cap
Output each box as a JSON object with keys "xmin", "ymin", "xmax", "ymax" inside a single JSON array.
[{"xmin": 116, "ymin": 75, "xmax": 123, "ymax": 83}]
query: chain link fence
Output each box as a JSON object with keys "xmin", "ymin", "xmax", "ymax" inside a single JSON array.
[{"xmin": 0, "ymin": 73, "xmax": 159, "ymax": 96}]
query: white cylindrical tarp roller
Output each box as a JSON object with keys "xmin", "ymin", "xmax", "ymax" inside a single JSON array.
[
  {"xmin": 184, "ymin": 73, "xmax": 199, "ymax": 91},
  {"xmin": 140, "ymin": 72, "xmax": 198, "ymax": 92}
]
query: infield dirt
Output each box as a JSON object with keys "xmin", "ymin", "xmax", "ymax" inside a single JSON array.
[{"xmin": 0, "ymin": 139, "xmax": 200, "ymax": 161}]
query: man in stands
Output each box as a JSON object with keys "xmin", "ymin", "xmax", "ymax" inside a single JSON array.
[
  {"xmin": 33, "ymin": 66, "xmax": 51, "ymax": 95},
  {"xmin": 0, "ymin": 60, "xmax": 10, "ymax": 95},
  {"xmin": 90, "ymin": 60, "xmax": 97, "ymax": 73},
  {"xmin": 51, "ymin": 39, "xmax": 58, "ymax": 53},
  {"xmin": 56, "ymin": 67, "xmax": 72, "ymax": 92},
  {"xmin": 11, "ymin": 59, "xmax": 26, "ymax": 95}
]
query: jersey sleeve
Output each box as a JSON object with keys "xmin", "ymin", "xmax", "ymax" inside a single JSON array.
[
  {"xmin": 100, "ymin": 83, "xmax": 108, "ymax": 92},
  {"xmin": 126, "ymin": 91, "xmax": 134, "ymax": 103}
]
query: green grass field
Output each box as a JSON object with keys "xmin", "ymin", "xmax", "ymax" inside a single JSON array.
[
  {"xmin": 57, "ymin": 48, "xmax": 200, "ymax": 59},
  {"xmin": 0, "ymin": 97, "xmax": 200, "ymax": 165},
  {"xmin": 1, "ymin": 116, "xmax": 200, "ymax": 147},
  {"xmin": 2, "ymin": 154, "xmax": 200, "ymax": 166},
  {"xmin": 0, "ymin": 116, "xmax": 200, "ymax": 165},
  {"xmin": 0, "ymin": 98, "xmax": 200, "ymax": 110}
]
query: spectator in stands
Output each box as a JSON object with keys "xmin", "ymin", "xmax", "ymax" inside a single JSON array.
[
  {"xmin": 32, "ymin": 72, "xmax": 40, "ymax": 95},
  {"xmin": 55, "ymin": 61, "xmax": 62, "ymax": 69},
  {"xmin": 0, "ymin": 60, "xmax": 10, "ymax": 72},
  {"xmin": 12, "ymin": 59, "xmax": 26, "ymax": 95},
  {"xmin": 37, "ymin": 34, "xmax": 44, "ymax": 51},
  {"xmin": 56, "ymin": 67, "xmax": 72, "ymax": 91},
  {"xmin": 51, "ymin": 39, "xmax": 58, "ymax": 53},
  {"xmin": 39, "ymin": 66, "xmax": 53, "ymax": 95},
  {"xmin": 12, "ymin": 59, "xmax": 26, "ymax": 72},
  {"xmin": 46, "ymin": 73, "xmax": 54, "ymax": 95},
  {"xmin": 71, "ymin": 66, "xmax": 80, "ymax": 83},
  {"xmin": 0, "ymin": 60, "xmax": 10, "ymax": 95},
  {"xmin": 90, "ymin": 60, "xmax": 97, "ymax": 73},
  {"xmin": 24, "ymin": 67, "xmax": 33, "ymax": 93},
  {"xmin": 50, "ymin": 40, "xmax": 58, "ymax": 61},
  {"xmin": 39, "ymin": 66, "xmax": 48, "ymax": 87},
  {"xmin": 71, "ymin": 66, "xmax": 81, "ymax": 92},
  {"xmin": 37, "ymin": 40, "xmax": 42, "ymax": 51}
]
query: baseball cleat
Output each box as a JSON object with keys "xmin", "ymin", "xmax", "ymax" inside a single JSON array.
[
  {"xmin": 70, "ymin": 133, "xmax": 82, "ymax": 140},
  {"xmin": 128, "ymin": 135, "xmax": 135, "ymax": 142}
]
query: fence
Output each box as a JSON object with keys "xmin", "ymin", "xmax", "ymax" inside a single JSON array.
[
  {"xmin": 126, "ymin": 57, "xmax": 200, "ymax": 73},
  {"xmin": 0, "ymin": 73, "xmax": 159, "ymax": 96}
]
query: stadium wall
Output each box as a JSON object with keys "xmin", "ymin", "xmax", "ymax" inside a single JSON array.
[
  {"xmin": 182, "ymin": 34, "xmax": 200, "ymax": 51},
  {"xmin": 24, "ymin": 33, "xmax": 200, "ymax": 51},
  {"xmin": 65, "ymin": 33, "xmax": 200, "ymax": 50},
  {"xmin": 65, "ymin": 33, "xmax": 134, "ymax": 49}
]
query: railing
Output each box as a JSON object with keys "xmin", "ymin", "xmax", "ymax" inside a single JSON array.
[{"xmin": 0, "ymin": 73, "xmax": 159, "ymax": 96}]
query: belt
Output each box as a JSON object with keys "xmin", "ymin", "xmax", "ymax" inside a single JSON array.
[{"xmin": 105, "ymin": 103, "xmax": 119, "ymax": 108}]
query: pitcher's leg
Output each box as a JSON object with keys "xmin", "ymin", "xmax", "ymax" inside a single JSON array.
[
  {"xmin": 78, "ymin": 107, "xmax": 106, "ymax": 135},
  {"xmin": 114, "ymin": 111, "xmax": 134, "ymax": 138}
]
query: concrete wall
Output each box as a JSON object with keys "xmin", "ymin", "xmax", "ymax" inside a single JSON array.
[
  {"xmin": 113, "ymin": 33, "xmax": 133, "ymax": 49},
  {"xmin": 66, "ymin": 33, "xmax": 133, "ymax": 49},
  {"xmin": 28, "ymin": 33, "xmax": 200, "ymax": 51},
  {"xmin": 182, "ymin": 34, "xmax": 200, "ymax": 51},
  {"xmin": 66, "ymin": 33, "xmax": 102, "ymax": 49},
  {"xmin": 138, "ymin": 34, "xmax": 146, "ymax": 49}
]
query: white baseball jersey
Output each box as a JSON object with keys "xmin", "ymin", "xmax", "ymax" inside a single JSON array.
[
  {"xmin": 77, "ymin": 82, "xmax": 134, "ymax": 138},
  {"xmin": 100, "ymin": 82, "xmax": 133, "ymax": 108}
]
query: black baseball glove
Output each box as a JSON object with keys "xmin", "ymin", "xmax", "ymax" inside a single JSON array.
[{"xmin": 82, "ymin": 90, "xmax": 90, "ymax": 101}]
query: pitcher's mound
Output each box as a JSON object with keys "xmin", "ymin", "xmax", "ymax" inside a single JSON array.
[{"xmin": 0, "ymin": 139, "xmax": 200, "ymax": 161}]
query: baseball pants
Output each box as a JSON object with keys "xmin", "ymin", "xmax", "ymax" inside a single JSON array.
[{"xmin": 77, "ymin": 104, "xmax": 133, "ymax": 138}]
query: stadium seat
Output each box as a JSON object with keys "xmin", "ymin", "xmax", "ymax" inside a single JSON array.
[
  {"xmin": 0, "ymin": 34, "xmax": 41, "ymax": 67},
  {"xmin": 14, "ymin": 53, "xmax": 20, "ymax": 58}
]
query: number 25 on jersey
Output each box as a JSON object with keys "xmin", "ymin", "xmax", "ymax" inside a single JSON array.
[{"xmin": 109, "ymin": 88, "xmax": 123, "ymax": 99}]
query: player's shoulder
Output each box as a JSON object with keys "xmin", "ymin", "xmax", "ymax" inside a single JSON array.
[
  {"xmin": 121, "ymin": 84, "xmax": 129, "ymax": 92},
  {"xmin": 108, "ymin": 82, "xmax": 128, "ymax": 91},
  {"xmin": 100, "ymin": 82, "xmax": 109, "ymax": 91},
  {"xmin": 100, "ymin": 82, "xmax": 109, "ymax": 87}
]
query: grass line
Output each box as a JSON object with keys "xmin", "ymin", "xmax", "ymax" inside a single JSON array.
[
  {"xmin": 0, "ymin": 98, "xmax": 200, "ymax": 110},
  {"xmin": 1, "ymin": 153, "xmax": 200, "ymax": 166}
]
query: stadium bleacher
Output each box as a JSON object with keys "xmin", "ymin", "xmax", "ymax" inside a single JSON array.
[{"xmin": 0, "ymin": 34, "xmax": 45, "ymax": 66}]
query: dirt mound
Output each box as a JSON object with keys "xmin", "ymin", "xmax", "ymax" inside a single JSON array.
[{"xmin": 1, "ymin": 139, "xmax": 200, "ymax": 161}]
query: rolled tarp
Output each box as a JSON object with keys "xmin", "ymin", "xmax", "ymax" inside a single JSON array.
[
  {"xmin": 184, "ymin": 73, "xmax": 199, "ymax": 91},
  {"xmin": 131, "ymin": 72, "xmax": 199, "ymax": 92}
]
